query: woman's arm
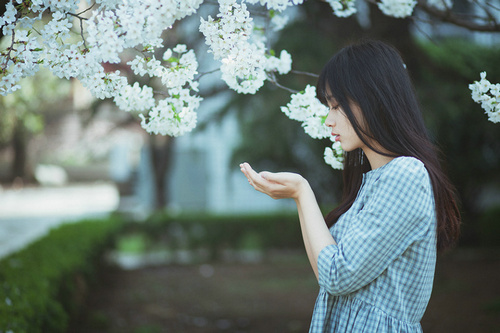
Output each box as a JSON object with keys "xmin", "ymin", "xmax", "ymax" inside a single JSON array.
[{"xmin": 240, "ymin": 162, "xmax": 336, "ymax": 279}]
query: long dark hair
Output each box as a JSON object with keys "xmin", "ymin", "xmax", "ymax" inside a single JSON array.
[{"xmin": 317, "ymin": 39, "xmax": 460, "ymax": 251}]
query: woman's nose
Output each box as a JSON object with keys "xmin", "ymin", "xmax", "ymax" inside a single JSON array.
[{"xmin": 325, "ymin": 112, "xmax": 335, "ymax": 128}]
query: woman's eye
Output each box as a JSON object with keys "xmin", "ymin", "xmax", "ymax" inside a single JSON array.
[{"xmin": 330, "ymin": 105, "xmax": 340, "ymax": 111}]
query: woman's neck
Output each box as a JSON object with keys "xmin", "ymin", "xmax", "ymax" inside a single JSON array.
[{"xmin": 363, "ymin": 147, "xmax": 396, "ymax": 170}]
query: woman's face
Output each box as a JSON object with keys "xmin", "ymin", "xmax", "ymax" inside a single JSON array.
[{"xmin": 324, "ymin": 94, "xmax": 366, "ymax": 153}]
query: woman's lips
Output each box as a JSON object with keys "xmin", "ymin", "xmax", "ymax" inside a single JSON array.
[{"xmin": 333, "ymin": 134, "xmax": 340, "ymax": 142}]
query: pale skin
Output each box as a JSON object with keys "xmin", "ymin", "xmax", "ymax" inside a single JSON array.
[{"xmin": 240, "ymin": 96, "xmax": 394, "ymax": 280}]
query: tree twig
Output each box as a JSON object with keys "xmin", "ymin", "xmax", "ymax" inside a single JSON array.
[
  {"xmin": 267, "ymin": 73, "xmax": 300, "ymax": 93},
  {"xmin": 415, "ymin": 0, "xmax": 500, "ymax": 32},
  {"xmin": 290, "ymin": 69, "xmax": 319, "ymax": 78},
  {"xmin": 66, "ymin": 12, "xmax": 90, "ymax": 50},
  {"xmin": 195, "ymin": 68, "xmax": 220, "ymax": 80}
]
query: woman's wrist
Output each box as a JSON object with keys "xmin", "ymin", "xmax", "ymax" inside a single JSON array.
[{"xmin": 294, "ymin": 177, "xmax": 312, "ymax": 203}]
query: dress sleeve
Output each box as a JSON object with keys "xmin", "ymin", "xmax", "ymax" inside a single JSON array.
[{"xmin": 317, "ymin": 158, "xmax": 435, "ymax": 295}]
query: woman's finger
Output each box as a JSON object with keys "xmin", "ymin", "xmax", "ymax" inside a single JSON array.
[
  {"xmin": 240, "ymin": 163, "xmax": 261, "ymax": 187},
  {"xmin": 240, "ymin": 163, "xmax": 275, "ymax": 192},
  {"xmin": 239, "ymin": 162, "xmax": 305, "ymax": 200},
  {"xmin": 240, "ymin": 162, "xmax": 256, "ymax": 183}
]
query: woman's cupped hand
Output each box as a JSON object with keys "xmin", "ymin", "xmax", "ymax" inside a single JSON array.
[{"xmin": 239, "ymin": 162, "xmax": 308, "ymax": 201}]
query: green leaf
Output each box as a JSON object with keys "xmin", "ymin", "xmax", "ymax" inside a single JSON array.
[{"xmin": 166, "ymin": 57, "xmax": 180, "ymax": 63}]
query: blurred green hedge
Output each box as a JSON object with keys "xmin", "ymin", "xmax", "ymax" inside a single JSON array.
[
  {"xmin": 0, "ymin": 215, "xmax": 124, "ymax": 333},
  {"xmin": 125, "ymin": 211, "xmax": 304, "ymax": 260}
]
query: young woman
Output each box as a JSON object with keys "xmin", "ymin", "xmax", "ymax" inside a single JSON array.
[{"xmin": 240, "ymin": 40, "xmax": 460, "ymax": 332}]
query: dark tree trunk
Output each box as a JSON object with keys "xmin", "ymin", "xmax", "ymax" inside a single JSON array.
[
  {"xmin": 367, "ymin": 3, "xmax": 424, "ymax": 74},
  {"xmin": 10, "ymin": 124, "xmax": 28, "ymax": 182},
  {"xmin": 149, "ymin": 135, "xmax": 175, "ymax": 210}
]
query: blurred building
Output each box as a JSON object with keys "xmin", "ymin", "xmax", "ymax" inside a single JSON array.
[{"xmin": 166, "ymin": 92, "xmax": 295, "ymax": 214}]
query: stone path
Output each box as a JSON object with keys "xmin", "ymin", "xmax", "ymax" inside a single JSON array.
[{"xmin": 0, "ymin": 183, "xmax": 120, "ymax": 259}]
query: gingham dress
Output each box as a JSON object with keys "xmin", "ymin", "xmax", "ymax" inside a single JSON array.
[{"xmin": 309, "ymin": 156, "xmax": 437, "ymax": 333}]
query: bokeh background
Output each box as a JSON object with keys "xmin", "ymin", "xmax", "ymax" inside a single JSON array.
[{"xmin": 1, "ymin": 1, "xmax": 499, "ymax": 333}]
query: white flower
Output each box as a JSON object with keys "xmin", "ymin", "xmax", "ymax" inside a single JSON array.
[
  {"xmin": 127, "ymin": 47, "xmax": 199, "ymax": 90},
  {"xmin": 173, "ymin": 44, "xmax": 187, "ymax": 53},
  {"xmin": 469, "ymin": 82, "xmax": 483, "ymax": 103},
  {"xmin": 324, "ymin": 143, "xmax": 344, "ymax": 170},
  {"xmin": 326, "ymin": 0, "xmax": 357, "ymax": 17},
  {"xmin": 377, "ymin": 0, "xmax": 417, "ymax": 18},
  {"xmin": 490, "ymin": 83, "xmax": 500, "ymax": 97},
  {"xmin": 470, "ymin": 72, "xmax": 500, "ymax": 124},
  {"xmin": 487, "ymin": 109, "xmax": 500, "ymax": 123},
  {"xmin": 3, "ymin": 2, "xmax": 17, "ymax": 24},
  {"xmin": 281, "ymin": 85, "xmax": 343, "ymax": 170},
  {"xmin": 281, "ymin": 85, "xmax": 328, "ymax": 121},
  {"xmin": 200, "ymin": 1, "xmax": 271, "ymax": 94},
  {"xmin": 245, "ymin": 0, "xmax": 305, "ymax": 12},
  {"xmin": 114, "ymin": 82, "xmax": 155, "ymax": 113},
  {"xmin": 40, "ymin": 12, "xmax": 73, "ymax": 46},
  {"xmin": 140, "ymin": 89, "xmax": 202, "ymax": 137},
  {"xmin": 271, "ymin": 14, "xmax": 289, "ymax": 31},
  {"xmin": 302, "ymin": 116, "xmax": 331, "ymax": 139},
  {"xmin": 79, "ymin": 70, "xmax": 128, "ymax": 100},
  {"xmin": 478, "ymin": 72, "xmax": 492, "ymax": 93},
  {"xmin": 265, "ymin": 50, "xmax": 292, "ymax": 75},
  {"xmin": 163, "ymin": 49, "xmax": 173, "ymax": 61}
]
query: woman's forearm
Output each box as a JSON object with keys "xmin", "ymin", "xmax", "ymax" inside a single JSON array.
[
  {"xmin": 238, "ymin": 163, "xmax": 335, "ymax": 278},
  {"xmin": 295, "ymin": 181, "xmax": 337, "ymax": 280}
]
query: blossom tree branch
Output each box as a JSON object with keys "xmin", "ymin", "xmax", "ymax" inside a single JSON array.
[
  {"xmin": 66, "ymin": 3, "xmax": 95, "ymax": 50},
  {"xmin": 415, "ymin": 0, "xmax": 500, "ymax": 32},
  {"xmin": 0, "ymin": 0, "xmax": 498, "ymax": 175}
]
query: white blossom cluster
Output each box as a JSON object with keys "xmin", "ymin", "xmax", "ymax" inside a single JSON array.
[
  {"xmin": 0, "ymin": 29, "xmax": 42, "ymax": 94},
  {"xmin": 131, "ymin": 45, "xmax": 202, "ymax": 136},
  {"xmin": 378, "ymin": 0, "xmax": 417, "ymax": 18},
  {"xmin": 199, "ymin": 0, "xmax": 292, "ymax": 94},
  {"xmin": 245, "ymin": 0, "xmax": 305, "ymax": 12},
  {"xmin": 326, "ymin": 0, "xmax": 357, "ymax": 18},
  {"xmin": 1, "ymin": 0, "xmax": 204, "ymax": 137},
  {"xmin": 0, "ymin": 0, "xmax": 494, "ymax": 170},
  {"xmin": 270, "ymin": 13, "xmax": 289, "ymax": 31},
  {"xmin": 281, "ymin": 85, "xmax": 328, "ymax": 122},
  {"xmin": 139, "ymin": 86, "xmax": 201, "ymax": 137},
  {"xmin": 81, "ymin": 70, "xmax": 128, "ymax": 100},
  {"xmin": 128, "ymin": 45, "xmax": 198, "ymax": 89},
  {"xmin": 281, "ymin": 85, "xmax": 344, "ymax": 169},
  {"xmin": 324, "ymin": 141, "xmax": 344, "ymax": 170},
  {"xmin": 85, "ymin": 0, "xmax": 204, "ymax": 63},
  {"xmin": 31, "ymin": 0, "xmax": 80, "ymax": 12},
  {"xmin": 469, "ymin": 72, "xmax": 500, "ymax": 123},
  {"xmin": 114, "ymin": 82, "xmax": 155, "ymax": 113}
]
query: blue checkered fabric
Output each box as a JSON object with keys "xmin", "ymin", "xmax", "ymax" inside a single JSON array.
[{"xmin": 309, "ymin": 156, "xmax": 437, "ymax": 333}]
